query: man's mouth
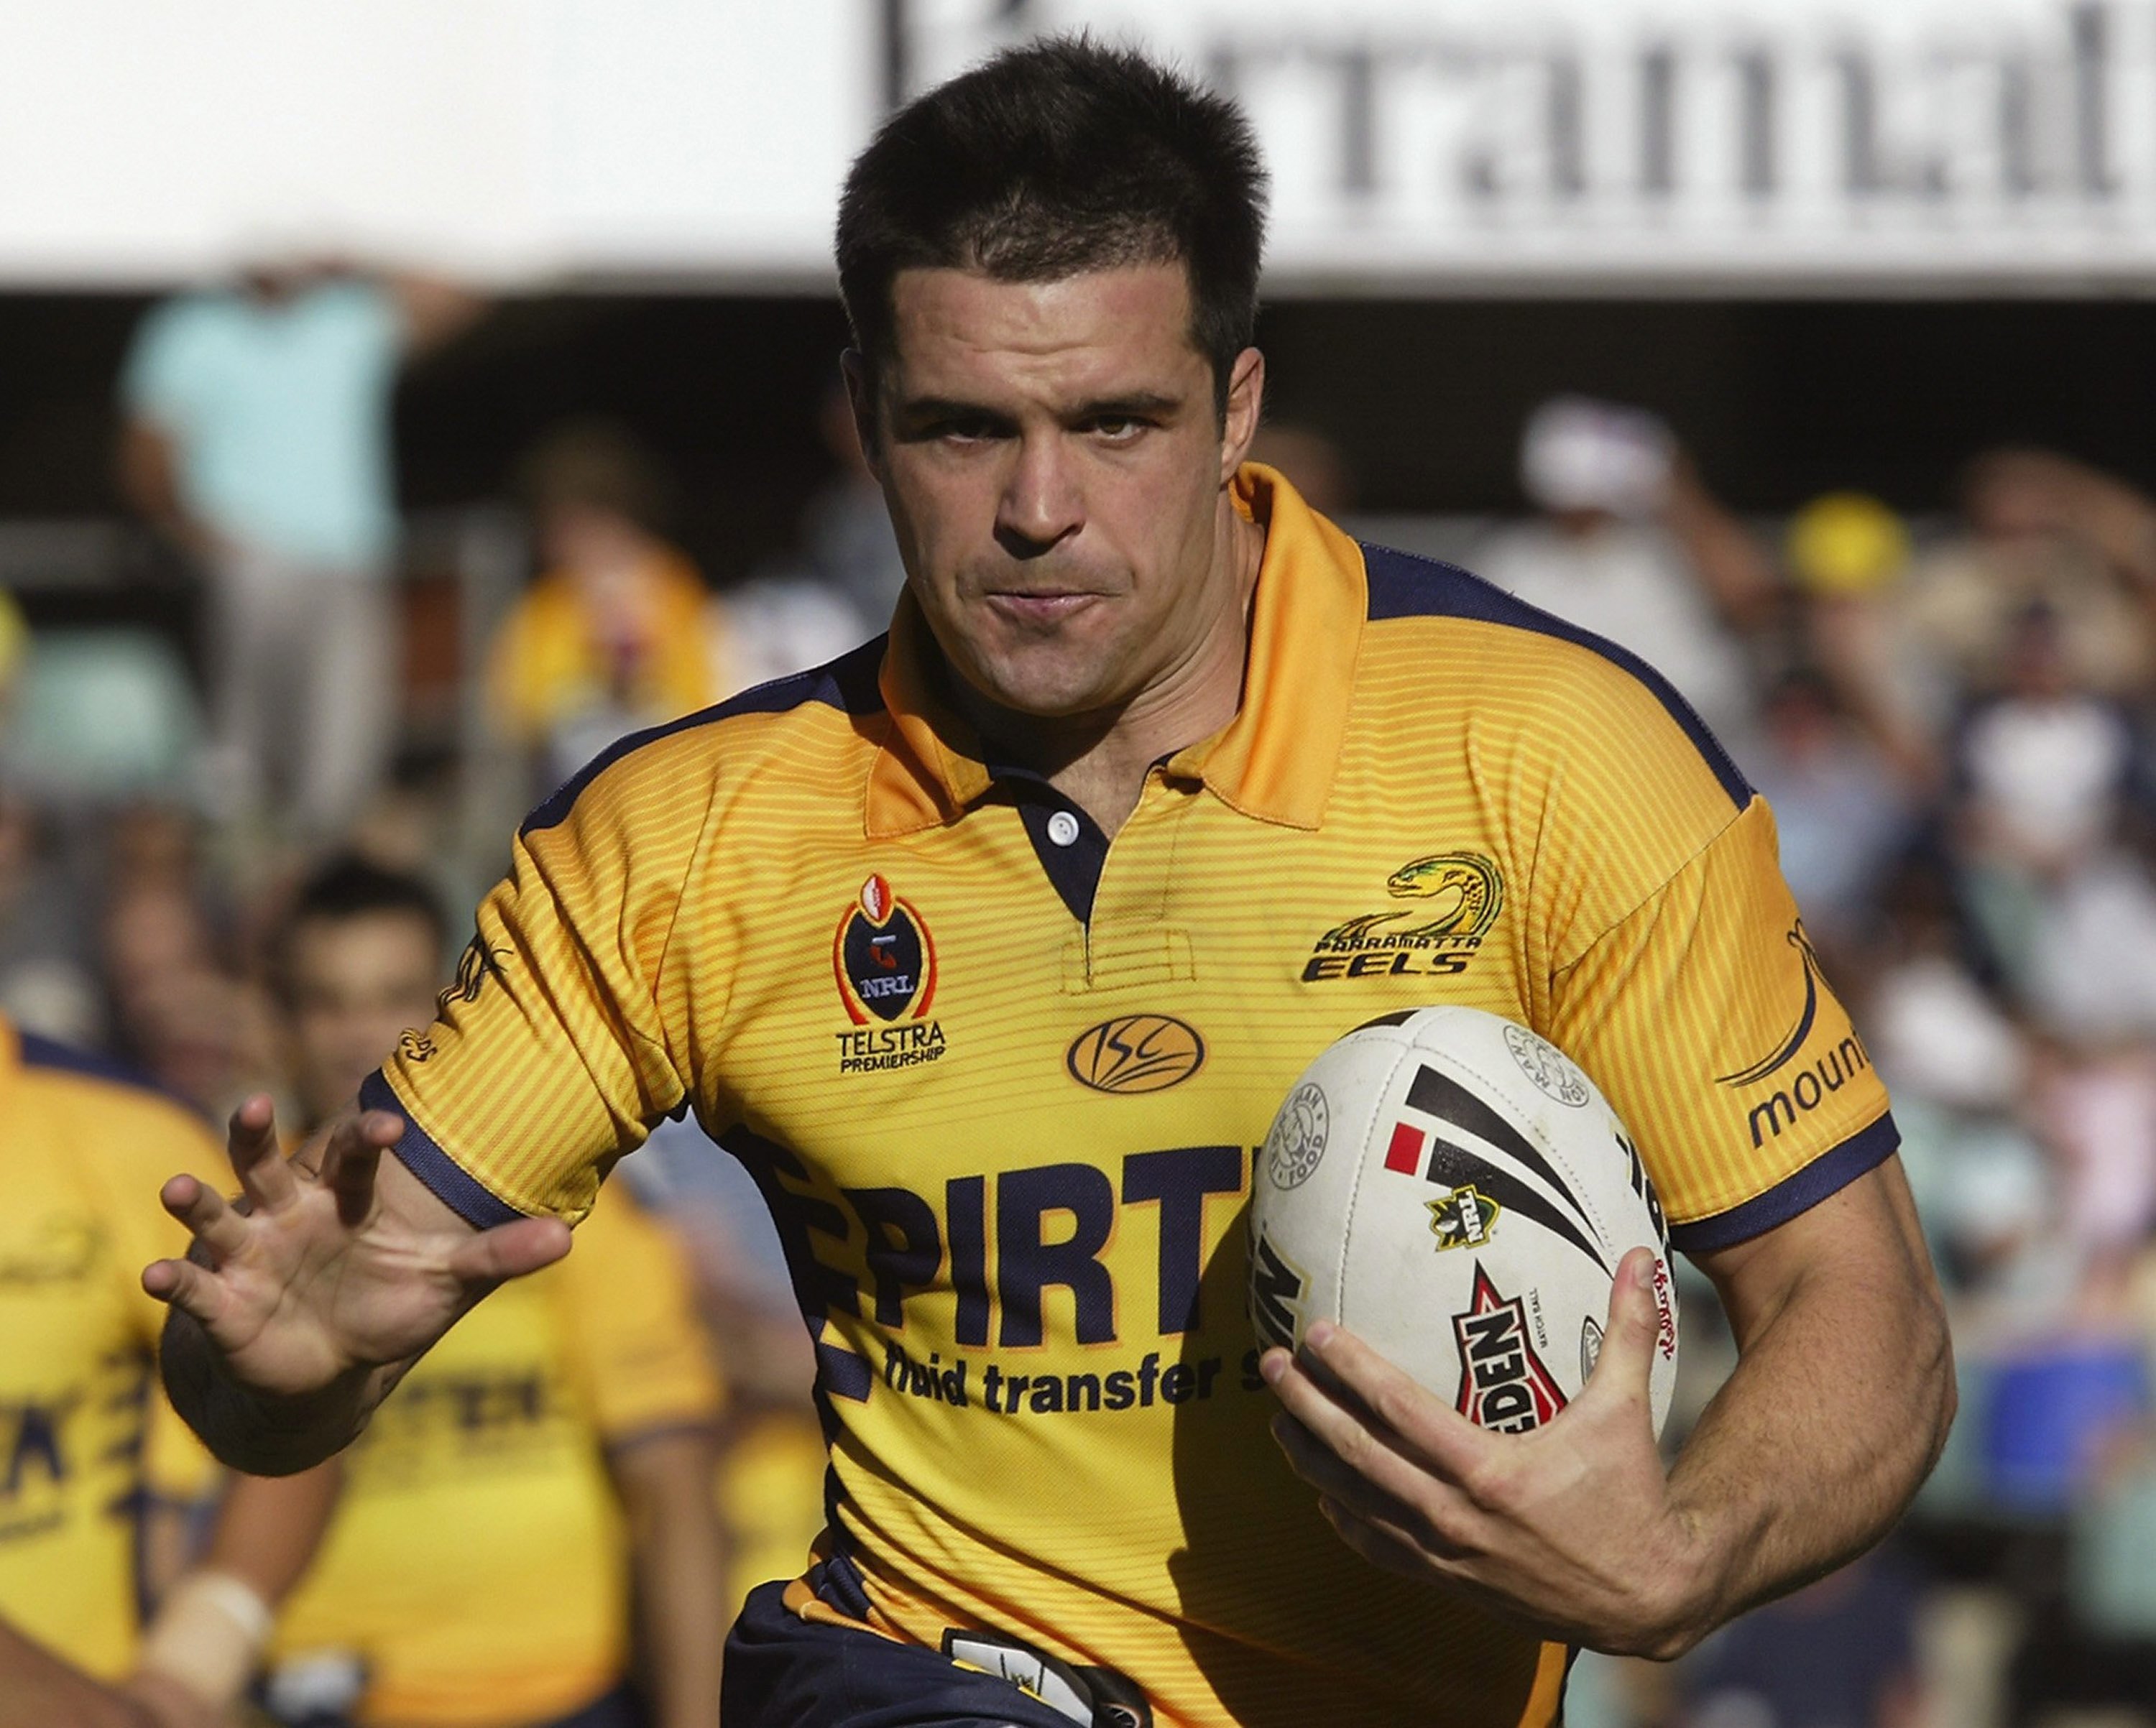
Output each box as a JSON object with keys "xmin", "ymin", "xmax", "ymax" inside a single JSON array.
[{"xmin": 984, "ymin": 591, "xmax": 1098, "ymax": 624}]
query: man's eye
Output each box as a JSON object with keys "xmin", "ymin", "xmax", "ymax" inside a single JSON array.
[{"xmin": 1089, "ymin": 417, "xmax": 1146, "ymax": 441}]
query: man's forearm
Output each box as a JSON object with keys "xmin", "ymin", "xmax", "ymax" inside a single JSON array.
[
  {"xmin": 159, "ymin": 1309, "xmax": 381, "ymax": 1477},
  {"xmin": 1659, "ymin": 1222, "xmax": 1954, "ymax": 1649}
]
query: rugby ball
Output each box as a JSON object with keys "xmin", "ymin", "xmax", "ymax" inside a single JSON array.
[{"xmin": 1250, "ymin": 1007, "xmax": 1678, "ymax": 1437}]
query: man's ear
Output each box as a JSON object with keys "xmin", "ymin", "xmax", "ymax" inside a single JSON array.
[
  {"xmin": 840, "ymin": 350, "xmax": 885, "ymax": 483},
  {"xmin": 1220, "ymin": 346, "xmax": 1266, "ymax": 484}
]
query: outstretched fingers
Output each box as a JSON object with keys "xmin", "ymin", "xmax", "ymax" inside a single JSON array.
[
  {"xmin": 141, "ymin": 1244, "xmax": 225, "ymax": 1323},
  {"xmin": 226, "ymin": 1094, "xmax": 298, "ymax": 1213},
  {"xmin": 157, "ymin": 1173, "xmax": 249, "ymax": 1263},
  {"xmin": 318, "ymin": 1112, "xmax": 401, "ymax": 1229}
]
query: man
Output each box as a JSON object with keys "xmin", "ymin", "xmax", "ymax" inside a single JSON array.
[
  {"xmin": 0, "ymin": 1011, "xmax": 333, "ymax": 1727},
  {"xmin": 117, "ymin": 262, "xmax": 484, "ymax": 839},
  {"xmin": 259, "ymin": 856, "xmax": 727, "ymax": 1728},
  {"xmin": 149, "ymin": 41, "xmax": 1953, "ymax": 1728}
]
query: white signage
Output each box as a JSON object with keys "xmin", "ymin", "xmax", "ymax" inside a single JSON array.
[{"xmin": 1, "ymin": 0, "xmax": 2154, "ymax": 290}]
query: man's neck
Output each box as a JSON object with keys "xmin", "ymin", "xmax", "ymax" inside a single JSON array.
[{"xmin": 957, "ymin": 502, "xmax": 1266, "ymax": 836}]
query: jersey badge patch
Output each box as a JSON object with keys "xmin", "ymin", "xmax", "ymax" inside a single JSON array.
[
  {"xmin": 834, "ymin": 874, "xmax": 949, "ymax": 1074},
  {"xmin": 1301, "ymin": 852, "xmax": 1502, "ymax": 984}
]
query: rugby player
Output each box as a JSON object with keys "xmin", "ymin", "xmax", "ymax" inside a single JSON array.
[
  {"xmin": 259, "ymin": 856, "xmax": 727, "ymax": 1728},
  {"xmin": 0, "ymin": 1011, "xmax": 335, "ymax": 1727},
  {"xmin": 147, "ymin": 40, "xmax": 1953, "ymax": 1728}
]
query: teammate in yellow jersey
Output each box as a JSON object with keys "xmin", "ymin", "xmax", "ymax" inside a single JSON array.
[
  {"xmin": 259, "ymin": 856, "xmax": 727, "ymax": 1728},
  {"xmin": 147, "ymin": 38, "xmax": 1953, "ymax": 1728},
  {"xmin": 0, "ymin": 1013, "xmax": 333, "ymax": 1728}
]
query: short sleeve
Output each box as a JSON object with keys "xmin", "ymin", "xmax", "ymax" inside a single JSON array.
[
  {"xmin": 554, "ymin": 1187, "xmax": 723, "ymax": 1443},
  {"xmin": 1546, "ymin": 798, "xmax": 1897, "ymax": 1253},
  {"xmin": 369, "ymin": 744, "xmax": 706, "ymax": 1225},
  {"xmin": 118, "ymin": 298, "xmax": 208, "ymax": 426}
]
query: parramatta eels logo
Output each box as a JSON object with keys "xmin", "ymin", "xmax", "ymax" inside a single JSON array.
[
  {"xmin": 1302, "ymin": 852, "xmax": 1503, "ymax": 982},
  {"xmin": 833, "ymin": 875, "xmax": 949, "ymax": 1074},
  {"xmin": 1715, "ymin": 923, "xmax": 1875, "ymax": 1149},
  {"xmin": 1066, "ymin": 1014, "xmax": 1205, "ymax": 1095}
]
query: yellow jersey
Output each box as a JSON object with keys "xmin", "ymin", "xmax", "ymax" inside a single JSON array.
[
  {"xmin": 0, "ymin": 1020, "xmax": 225, "ymax": 1679},
  {"xmin": 270, "ymin": 1183, "xmax": 719, "ymax": 1727},
  {"xmin": 371, "ymin": 466, "xmax": 1895, "ymax": 1728}
]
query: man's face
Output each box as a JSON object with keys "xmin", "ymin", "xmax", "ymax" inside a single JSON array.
[
  {"xmin": 855, "ymin": 262, "xmax": 1262, "ymax": 723},
  {"xmin": 282, "ymin": 910, "xmax": 441, "ymax": 1125}
]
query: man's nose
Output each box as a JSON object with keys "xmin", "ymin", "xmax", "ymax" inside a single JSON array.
[{"xmin": 994, "ymin": 433, "xmax": 1084, "ymax": 558}]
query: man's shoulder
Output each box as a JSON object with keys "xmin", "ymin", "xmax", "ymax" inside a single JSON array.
[
  {"xmin": 1351, "ymin": 538, "xmax": 1753, "ymax": 815},
  {"xmin": 7, "ymin": 1031, "xmax": 222, "ymax": 1193},
  {"xmin": 15, "ymin": 1030, "xmax": 200, "ymax": 1119},
  {"xmin": 520, "ymin": 634, "xmax": 890, "ymax": 842}
]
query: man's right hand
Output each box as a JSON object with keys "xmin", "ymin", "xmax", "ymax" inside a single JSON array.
[{"xmin": 144, "ymin": 1096, "xmax": 570, "ymax": 1468}]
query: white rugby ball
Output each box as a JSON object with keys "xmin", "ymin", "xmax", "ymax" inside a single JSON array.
[{"xmin": 1250, "ymin": 1006, "xmax": 1678, "ymax": 1437}]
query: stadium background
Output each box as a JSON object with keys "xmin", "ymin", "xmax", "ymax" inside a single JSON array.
[{"xmin": 6, "ymin": 1, "xmax": 2156, "ymax": 1724}]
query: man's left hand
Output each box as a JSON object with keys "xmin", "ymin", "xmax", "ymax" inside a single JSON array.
[{"xmin": 1261, "ymin": 1247, "xmax": 1708, "ymax": 1656}]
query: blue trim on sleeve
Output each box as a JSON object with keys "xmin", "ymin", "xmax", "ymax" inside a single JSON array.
[
  {"xmin": 1358, "ymin": 541, "xmax": 1754, "ymax": 811},
  {"xmin": 521, "ymin": 634, "xmax": 888, "ymax": 836},
  {"xmin": 359, "ymin": 1069, "xmax": 527, "ymax": 1230},
  {"xmin": 1667, "ymin": 1112, "xmax": 1900, "ymax": 1254}
]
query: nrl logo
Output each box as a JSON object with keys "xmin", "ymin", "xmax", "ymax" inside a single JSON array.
[{"xmin": 1427, "ymin": 1183, "xmax": 1501, "ymax": 1251}]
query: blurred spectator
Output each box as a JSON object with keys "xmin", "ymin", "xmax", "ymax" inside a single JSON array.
[
  {"xmin": 0, "ymin": 1012, "xmax": 338, "ymax": 1728},
  {"xmin": 261, "ymin": 856, "xmax": 727, "ymax": 1728},
  {"xmin": 794, "ymin": 379, "xmax": 909, "ymax": 633},
  {"xmin": 117, "ymin": 262, "xmax": 485, "ymax": 841},
  {"xmin": 719, "ymin": 384, "xmax": 900, "ymax": 685},
  {"xmin": 1250, "ymin": 422, "xmax": 1355, "ymax": 518},
  {"xmin": 1680, "ymin": 1553, "xmax": 1925, "ymax": 1728},
  {"xmin": 0, "ymin": 793, "xmax": 102, "ymax": 1044},
  {"xmin": 1948, "ymin": 602, "xmax": 2156, "ymax": 1033},
  {"xmin": 1899, "ymin": 450, "xmax": 2156, "ymax": 717},
  {"xmin": 622, "ymin": 1119, "xmax": 825, "ymax": 1622},
  {"xmin": 487, "ymin": 424, "xmax": 722, "ymax": 793},
  {"xmin": 97, "ymin": 805, "xmax": 275, "ymax": 1118},
  {"xmin": 1741, "ymin": 669, "xmax": 1915, "ymax": 959},
  {"xmin": 1785, "ymin": 493, "xmax": 1941, "ymax": 787},
  {"xmin": 1475, "ymin": 396, "xmax": 1778, "ymax": 750}
]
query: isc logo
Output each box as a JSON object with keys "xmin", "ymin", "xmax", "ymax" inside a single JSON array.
[{"xmin": 1065, "ymin": 1015, "xmax": 1206, "ymax": 1095}]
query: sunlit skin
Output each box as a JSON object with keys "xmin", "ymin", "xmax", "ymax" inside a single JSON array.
[
  {"xmin": 281, "ymin": 911, "xmax": 441, "ymax": 1130},
  {"xmin": 849, "ymin": 262, "xmax": 1266, "ymax": 832}
]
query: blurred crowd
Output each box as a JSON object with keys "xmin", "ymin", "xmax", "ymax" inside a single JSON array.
[{"xmin": 4, "ymin": 265, "xmax": 2156, "ymax": 1728}]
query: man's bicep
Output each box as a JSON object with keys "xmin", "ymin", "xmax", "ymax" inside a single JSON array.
[{"xmin": 1689, "ymin": 1156, "xmax": 1940, "ymax": 1349}]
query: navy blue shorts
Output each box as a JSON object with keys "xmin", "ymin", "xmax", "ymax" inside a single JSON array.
[{"xmin": 722, "ymin": 1559, "xmax": 1150, "ymax": 1728}]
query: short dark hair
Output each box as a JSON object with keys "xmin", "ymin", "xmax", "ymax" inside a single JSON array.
[
  {"xmin": 836, "ymin": 36, "xmax": 1268, "ymax": 411},
  {"xmin": 272, "ymin": 854, "xmax": 446, "ymax": 999}
]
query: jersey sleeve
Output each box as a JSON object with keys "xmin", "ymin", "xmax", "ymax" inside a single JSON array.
[
  {"xmin": 554, "ymin": 1188, "xmax": 724, "ymax": 1444},
  {"xmin": 367, "ymin": 747, "xmax": 706, "ymax": 1225},
  {"xmin": 1545, "ymin": 796, "xmax": 1897, "ymax": 1253}
]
